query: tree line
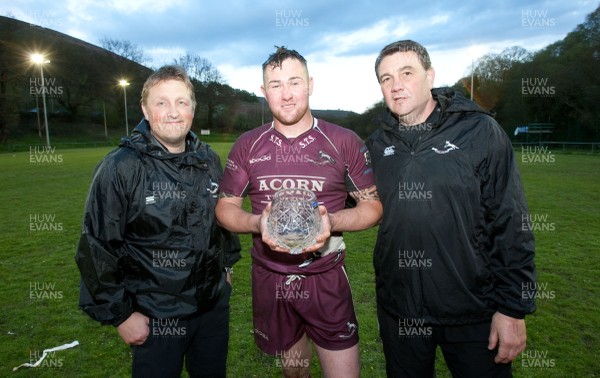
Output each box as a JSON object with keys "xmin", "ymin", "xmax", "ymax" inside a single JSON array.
[
  {"xmin": 345, "ymin": 6, "xmax": 600, "ymax": 142},
  {"xmin": 1, "ymin": 6, "xmax": 598, "ymax": 144}
]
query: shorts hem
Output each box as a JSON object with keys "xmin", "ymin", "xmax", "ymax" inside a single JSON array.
[{"xmin": 309, "ymin": 338, "xmax": 359, "ymax": 351}]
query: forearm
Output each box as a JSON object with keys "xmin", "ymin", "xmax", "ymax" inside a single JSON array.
[
  {"xmin": 330, "ymin": 200, "xmax": 382, "ymax": 232},
  {"xmin": 215, "ymin": 198, "xmax": 261, "ymax": 234}
]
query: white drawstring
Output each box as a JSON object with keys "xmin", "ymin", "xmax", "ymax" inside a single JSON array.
[{"xmin": 285, "ymin": 274, "xmax": 306, "ymax": 285}]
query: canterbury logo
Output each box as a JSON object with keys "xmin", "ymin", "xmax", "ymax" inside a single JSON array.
[{"xmin": 432, "ymin": 141, "xmax": 459, "ymax": 154}]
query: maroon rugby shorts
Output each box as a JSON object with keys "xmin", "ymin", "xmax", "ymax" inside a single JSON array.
[{"xmin": 251, "ymin": 262, "xmax": 359, "ymax": 355}]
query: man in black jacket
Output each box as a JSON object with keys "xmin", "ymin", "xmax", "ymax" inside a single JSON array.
[
  {"xmin": 75, "ymin": 65, "xmax": 240, "ymax": 378},
  {"xmin": 366, "ymin": 40, "xmax": 537, "ymax": 377}
]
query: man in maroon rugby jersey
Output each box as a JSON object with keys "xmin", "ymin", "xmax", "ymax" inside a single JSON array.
[{"xmin": 216, "ymin": 46, "xmax": 382, "ymax": 378}]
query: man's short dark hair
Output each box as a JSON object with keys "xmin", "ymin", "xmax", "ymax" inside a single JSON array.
[
  {"xmin": 262, "ymin": 46, "xmax": 308, "ymax": 81},
  {"xmin": 374, "ymin": 40, "xmax": 431, "ymax": 81}
]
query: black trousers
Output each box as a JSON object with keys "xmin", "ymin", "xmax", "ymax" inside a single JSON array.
[
  {"xmin": 377, "ymin": 304, "xmax": 512, "ymax": 378},
  {"xmin": 131, "ymin": 284, "xmax": 231, "ymax": 378}
]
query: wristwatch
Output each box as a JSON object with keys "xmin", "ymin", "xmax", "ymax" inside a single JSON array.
[{"xmin": 224, "ymin": 267, "xmax": 233, "ymax": 274}]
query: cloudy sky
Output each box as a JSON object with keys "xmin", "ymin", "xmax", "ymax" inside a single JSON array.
[{"xmin": 6, "ymin": 0, "xmax": 598, "ymax": 113}]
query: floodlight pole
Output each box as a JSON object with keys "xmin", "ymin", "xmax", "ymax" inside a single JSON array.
[
  {"xmin": 31, "ymin": 53, "xmax": 51, "ymax": 147},
  {"xmin": 40, "ymin": 63, "xmax": 50, "ymax": 147},
  {"xmin": 470, "ymin": 57, "xmax": 474, "ymax": 101},
  {"xmin": 119, "ymin": 80, "xmax": 130, "ymax": 136}
]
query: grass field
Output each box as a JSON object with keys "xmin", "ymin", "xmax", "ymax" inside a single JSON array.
[{"xmin": 0, "ymin": 144, "xmax": 599, "ymax": 377}]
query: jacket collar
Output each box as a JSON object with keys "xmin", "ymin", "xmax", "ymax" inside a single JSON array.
[
  {"xmin": 379, "ymin": 87, "xmax": 488, "ymax": 132},
  {"xmin": 120, "ymin": 119, "xmax": 209, "ymax": 166}
]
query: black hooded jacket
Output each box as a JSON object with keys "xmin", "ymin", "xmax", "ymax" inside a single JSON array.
[
  {"xmin": 366, "ymin": 88, "xmax": 537, "ymax": 325},
  {"xmin": 76, "ymin": 119, "xmax": 241, "ymax": 326}
]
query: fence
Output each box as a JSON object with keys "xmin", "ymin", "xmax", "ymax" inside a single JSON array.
[
  {"xmin": 6, "ymin": 141, "xmax": 117, "ymax": 152},
  {"xmin": 5, "ymin": 141, "xmax": 600, "ymax": 154},
  {"xmin": 513, "ymin": 141, "xmax": 600, "ymax": 153}
]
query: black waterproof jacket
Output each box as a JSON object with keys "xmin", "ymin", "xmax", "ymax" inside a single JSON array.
[
  {"xmin": 366, "ymin": 88, "xmax": 537, "ymax": 325},
  {"xmin": 76, "ymin": 119, "xmax": 241, "ymax": 326}
]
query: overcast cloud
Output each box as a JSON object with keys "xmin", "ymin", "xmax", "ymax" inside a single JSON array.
[{"xmin": 6, "ymin": 0, "xmax": 598, "ymax": 112}]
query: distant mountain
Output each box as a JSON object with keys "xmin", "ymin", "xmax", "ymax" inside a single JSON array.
[{"xmin": 312, "ymin": 109, "xmax": 358, "ymax": 119}]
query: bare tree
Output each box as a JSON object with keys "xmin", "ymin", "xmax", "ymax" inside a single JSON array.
[
  {"xmin": 173, "ymin": 53, "xmax": 227, "ymax": 129},
  {"xmin": 100, "ymin": 37, "xmax": 150, "ymax": 65},
  {"xmin": 475, "ymin": 47, "xmax": 532, "ymax": 84},
  {"xmin": 172, "ymin": 53, "xmax": 222, "ymax": 83},
  {"xmin": 466, "ymin": 46, "xmax": 533, "ymax": 110}
]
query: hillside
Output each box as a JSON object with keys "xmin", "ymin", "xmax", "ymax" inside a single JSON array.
[
  {"xmin": 0, "ymin": 15, "xmax": 150, "ymax": 145},
  {"xmin": 0, "ymin": 16, "xmax": 362, "ymax": 148}
]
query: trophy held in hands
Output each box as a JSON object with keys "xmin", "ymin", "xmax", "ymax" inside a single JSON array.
[{"xmin": 266, "ymin": 188, "xmax": 322, "ymax": 254}]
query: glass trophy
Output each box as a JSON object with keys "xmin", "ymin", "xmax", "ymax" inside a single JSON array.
[{"xmin": 266, "ymin": 188, "xmax": 322, "ymax": 254}]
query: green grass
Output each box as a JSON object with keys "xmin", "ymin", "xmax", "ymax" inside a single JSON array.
[{"xmin": 0, "ymin": 145, "xmax": 598, "ymax": 377}]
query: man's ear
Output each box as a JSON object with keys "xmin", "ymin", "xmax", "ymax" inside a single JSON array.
[
  {"xmin": 426, "ymin": 67, "xmax": 435, "ymax": 89},
  {"xmin": 141, "ymin": 104, "xmax": 149, "ymax": 120}
]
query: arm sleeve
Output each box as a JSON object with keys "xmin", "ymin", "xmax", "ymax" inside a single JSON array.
[
  {"xmin": 341, "ymin": 130, "xmax": 376, "ymax": 192},
  {"xmin": 209, "ymin": 148, "xmax": 242, "ymax": 268},
  {"xmin": 480, "ymin": 120, "xmax": 537, "ymax": 318},
  {"xmin": 220, "ymin": 227, "xmax": 241, "ymax": 268},
  {"xmin": 74, "ymin": 155, "xmax": 134, "ymax": 326},
  {"xmin": 219, "ymin": 137, "xmax": 251, "ymax": 197}
]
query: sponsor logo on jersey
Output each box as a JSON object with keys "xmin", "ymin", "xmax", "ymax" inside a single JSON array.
[
  {"xmin": 361, "ymin": 146, "xmax": 372, "ymax": 166},
  {"xmin": 318, "ymin": 150, "xmax": 335, "ymax": 164},
  {"xmin": 249, "ymin": 154, "xmax": 272, "ymax": 164},
  {"xmin": 306, "ymin": 150, "xmax": 336, "ymax": 165},
  {"xmin": 298, "ymin": 135, "xmax": 316, "ymax": 148},
  {"xmin": 226, "ymin": 158, "xmax": 238, "ymax": 171},
  {"xmin": 257, "ymin": 175, "xmax": 326, "ymax": 192},
  {"xmin": 269, "ymin": 134, "xmax": 283, "ymax": 147},
  {"xmin": 432, "ymin": 141, "xmax": 459, "ymax": 154}
]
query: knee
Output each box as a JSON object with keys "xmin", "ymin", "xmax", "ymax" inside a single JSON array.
[
  {"xmin": 282, "ymin": 366, "xmax": 311, "ymax": 378},
  {"xmin": 280, "ymin": 358, "xmax": 311, "ymax": 378}
]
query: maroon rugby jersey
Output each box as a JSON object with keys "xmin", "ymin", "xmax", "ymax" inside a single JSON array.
[{"xmin": 220, "ymin": 118, "xmax": 374, "ymax": 274}]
